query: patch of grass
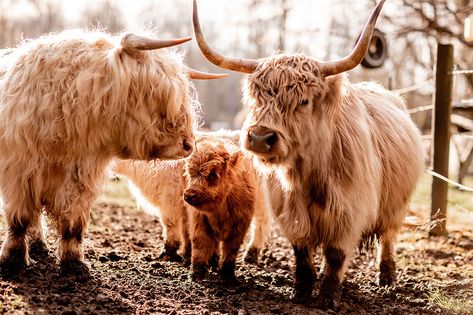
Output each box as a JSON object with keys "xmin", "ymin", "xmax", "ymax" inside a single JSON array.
[
  {"xmin": 411, "ymin": 173, "xmax": 473, "ymax": 230},
  {"xmin": 11, "ymin": 297, "xmax": 24, "ymax": 309},
  {"xmin": 96, "ymin": 176, "xmax": 136, "ymax": 209},
  {"xmin": 428, "ymin": 288, "xmax": 473, "ymax": 315}
]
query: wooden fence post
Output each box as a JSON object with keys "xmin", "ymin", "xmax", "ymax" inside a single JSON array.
[{"xmin": 430, "ymin": 43, "xmax": 454, "ymax": 237}]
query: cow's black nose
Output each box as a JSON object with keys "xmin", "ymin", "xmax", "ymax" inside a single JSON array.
[{"xmin": 247, "ymin": 130, "xmax": 277, "ymax": 153}]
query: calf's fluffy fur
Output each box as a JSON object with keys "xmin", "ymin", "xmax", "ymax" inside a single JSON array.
[
  {"xmin": 114, "ymin": 131, "xmax": 270, "ymax": 270},
  {"xmin": 183, "ymin": 134, "xmax": 259, "ymax": 282},
  {"xmin": 0, "ymin": 30, "xmax": 197, "ymax": 277}
]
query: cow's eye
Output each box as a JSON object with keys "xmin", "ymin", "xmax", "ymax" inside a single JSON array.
[
  {"xmin": 208, "ymin": 169, "xmax": 218, "ymax": 181},
  {"xmin": 300, "ymin": 99, "xmax": 309, "ymax": 106}
]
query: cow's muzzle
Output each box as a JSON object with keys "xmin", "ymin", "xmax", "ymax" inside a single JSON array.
[
  {"xmin": 246, "ymin": 127, "xmax": 278, "ymax": 154},
  {"xmin": 183, "ymin": 189, "xmax": 203, "ymax": 207}
]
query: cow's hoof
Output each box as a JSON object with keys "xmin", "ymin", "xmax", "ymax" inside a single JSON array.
[
  {"xmin": 315, "ymin": 292, "xmax": 339, "ymax": 310},
  {"xmin": 157, "ymin": 250, "xmax": 182, "ymax": 263},
  {"xmin": 29, "ymin": 240, "xmax": 49, "ymax": 259},
  {"xmin": 221, "ymin": 274, "xmax": 241, "ymax": 286},
  {"xmin": 244, "ymin": 247, "xmax": 259, "ymax": 264},
  {"xmin": 183, "ymin": 256, "xmax": 191, "ymax": 268},
  {"xmin": 60, "ymin": 259, "xmax": 90, "ymax": 282},
  {"xmin": 0, "ymin": 258, "xmax": 25, "ymax": 278},
  {"xmin": 190, "ymin": 263, "xmax": 208, "ymax": 282},
  {"xmin": 0, "ymin": 248, "xmax": 27, "ymax": 278},
  {"xmin": 209, "ymin": 253, "xmax": 219, "ymax": 271},
  {"xmin": 291, "ymin": 287, "xmax": 313, "ymax": 304},
  {"xmin": 379, "ymin": 259, "xmax": 396, "ymax": 287}
]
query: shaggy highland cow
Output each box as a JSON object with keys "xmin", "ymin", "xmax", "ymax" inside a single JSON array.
[
  {"xmin": 193, "ymin": 0, "xmax": 424, "ymax": 309},
  {"xmin": 182, "ymin": 134, "xmax": 261, "ymax": 283},
  {"xmin": 114, "ymin": 130, "xmax": 270, "ymax": 266},
  {"xmin": 0, "ymin": 29, "xmax": 224, "ymax": 278}
]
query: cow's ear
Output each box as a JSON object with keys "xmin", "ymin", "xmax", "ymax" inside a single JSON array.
[{"xmin": 230, "ymin": 151, "xmax": 241, "ymax": 166}]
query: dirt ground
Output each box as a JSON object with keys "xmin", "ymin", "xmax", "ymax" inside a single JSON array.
[{"xmin": 0, "ymin": 179, "xmax": 472, "ymax": 315}]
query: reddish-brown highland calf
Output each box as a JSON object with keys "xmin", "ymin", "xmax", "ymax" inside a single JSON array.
[
  {"xmin": 182, "ymin": 134, "xmax": 259, "ymax": 283},
  {"xmin": 114, "ymin": 131, "xmax": 270, "ymax": 280}
]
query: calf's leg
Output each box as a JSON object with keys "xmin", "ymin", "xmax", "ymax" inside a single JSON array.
[
  {"xmin": 220, "ymin": 233, "xmax": 246, "ymax": 284},
  {"xmin": 292, "ymin": 245, "xmax": 317, "ymax": 303},
  {"xmin": 190, "ymin": 215, "xmax": 215, "ymax": 281}
]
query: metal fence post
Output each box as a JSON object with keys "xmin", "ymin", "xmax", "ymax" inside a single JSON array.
[{"xmin": 430, "ymin": 43, "xmax": 454, "ymax": 237}]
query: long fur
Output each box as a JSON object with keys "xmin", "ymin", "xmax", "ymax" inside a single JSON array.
[
  {"xmin": 114, "ymin": 130, "xmax": 270, "ymax": 263},
  {"xmin": 241, "ymin": 53, "xmax": 424, "ymax": 293},
  {"xmin": 0, "ymin": 29, "xmax": 197, "ymax": 271}
]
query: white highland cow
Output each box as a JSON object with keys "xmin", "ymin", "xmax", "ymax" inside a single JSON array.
[
  {"xmin": 193, "ymin": 0, "xmax": 424, "ymax": 309},
  {"xmin": 0, "ymin": 29, "xmax": 224, "ymax": 278}
]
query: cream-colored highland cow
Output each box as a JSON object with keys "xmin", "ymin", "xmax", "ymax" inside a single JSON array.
[
  {"xmin": 114, "ymin": 130, "xmax": 270, "ymax": 266},
  {"xmin": 193, "ymin": 0, "xmax": 424, "ymax": 309},
  {"xmin": 0, "ymin": 29, "xmax": 224, "ymax": 278}
]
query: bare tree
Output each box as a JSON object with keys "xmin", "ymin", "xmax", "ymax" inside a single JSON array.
[
  {"xmin": 382, "ymin": 0, "xmax": 473, "ymax": 95},
  {"xmin": 0, "ymin": 0, "xmax": 64, "ymax": 47},
  {"xmin": 79, "ymin": 0, "xmax": 125, "ymax": 33}
]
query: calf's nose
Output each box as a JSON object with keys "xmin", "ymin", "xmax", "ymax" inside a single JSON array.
[{"xmin": 184, "ymin": 189, "xmax": 201, "ymax": 206}]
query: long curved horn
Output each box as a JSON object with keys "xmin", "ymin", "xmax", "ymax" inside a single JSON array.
[
  {"xmin": 320, "ymin": 0, "xmax": 385, "ymax": 77},
  {"xmin": 187, "ymin": 68, "xmax": 228, "ymax": 80},
  {"xmin": 193, "ymin": 0, "xmax": 258, "ymax": 74},
  {"xmin": 121, "ymin": 34, "xmax": 191, "ymax": 54}
]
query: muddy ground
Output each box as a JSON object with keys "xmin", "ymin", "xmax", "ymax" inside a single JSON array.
[{"xmin": 0, "ymin": 180, "xmax": 472, "ymax": 314}]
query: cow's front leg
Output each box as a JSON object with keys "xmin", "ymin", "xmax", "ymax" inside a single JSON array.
[
  {"xmin": 28, "ymin": 214, "xmax": 49, "ymax": 259},
  {"xmin": 316, "ymin": 245, "xmax": 351, "ymax": 310},
  {"xmin": 244, "ymin": 185, "xmax": 270, "ymax": 264},
  {"xmin": 157, "ymin": 204, "xmax": 182, "ymax": 262},
  {"xmin": 291, "ymin": 245, "xmax": 316, "ymax": 303}
]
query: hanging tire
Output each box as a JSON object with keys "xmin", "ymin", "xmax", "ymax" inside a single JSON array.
[{"xmin": 360, "ymin": 29, "xmax": 387, "ymax": 69}]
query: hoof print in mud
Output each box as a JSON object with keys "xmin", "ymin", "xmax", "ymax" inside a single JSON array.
[
  {"xmin": 243, "ymin": 247, "xmax": 260, "ymax": 264},
  {"xmin": 60, "ymin": 259, "xmax": 91, "ymax": 282}
]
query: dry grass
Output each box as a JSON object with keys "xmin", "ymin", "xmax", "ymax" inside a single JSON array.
[
  {"xmin": 96, "ymin": 176, "xmax": 137, "ymax": 209},
  {"xmin": 428, "ymin": 288, "xmax": 473, "ymax": 315}
]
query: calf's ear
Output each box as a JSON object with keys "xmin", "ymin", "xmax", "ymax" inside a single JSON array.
[{"xmin": 230, "ymin": 151, "xmax": 241, "ymax": 166}]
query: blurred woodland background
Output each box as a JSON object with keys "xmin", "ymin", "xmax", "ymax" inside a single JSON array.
[{"xmin": 0, "ymin": 0, "xmax": 472, "ymax": 130}]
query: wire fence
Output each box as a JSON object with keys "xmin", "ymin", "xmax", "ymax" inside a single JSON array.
[
  {"xmin": 400, "ymin": 67, "xmax": 473, "ymax": 215},
  {"xmin": 392, "ymin": 79, "xmax": 434, "ymax": 94}
]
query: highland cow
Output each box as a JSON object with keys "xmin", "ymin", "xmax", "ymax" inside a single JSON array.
[
  {"xmin": 114, "ymin": 130, "xmax": 270, "ymax": 266},
  {"xmin": 0, "ymin": 29, "xmax": 224, "ymax": 278},
  {"xmin": 193, "ymin": 0, "xmax": 424, "ymax": 309},
  {"xmin": 183, "ymin": 134, "xmax": 261, "ymax": 283}
]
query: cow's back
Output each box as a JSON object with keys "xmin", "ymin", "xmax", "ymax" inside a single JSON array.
[{"xmin": 355, "ymin": 82, "xmax": 425, "ymax": 233}]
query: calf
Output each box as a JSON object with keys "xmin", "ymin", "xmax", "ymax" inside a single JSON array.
[
  {"xmin": 114, "ymin": 131, "xmax": 270, "ymax": 268},
  {"xmin": 183, "ymin": 134, "xmax": 259, "ymax": 282}
]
